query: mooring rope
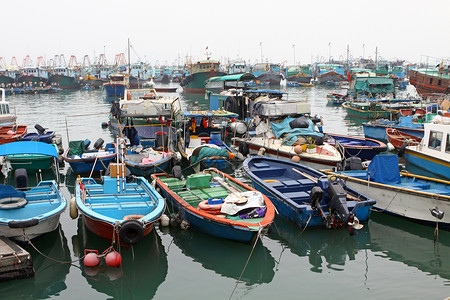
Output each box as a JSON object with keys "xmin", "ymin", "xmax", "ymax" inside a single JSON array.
[
  {"xmin": 23, "ymin": 230, "xmax": 84, "ymax": 264},
  {"xmin": 228, "ymin": 227, "xmax": 263, "ymax": 300}
]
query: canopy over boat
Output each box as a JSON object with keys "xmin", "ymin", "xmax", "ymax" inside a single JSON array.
[
  {"xmin": 206, "ymin": 73, "xmax": 256, "ymax": 83},
  {"xmin": 0, "ymin": 141, "xmax": 58, "ymax": 158}
]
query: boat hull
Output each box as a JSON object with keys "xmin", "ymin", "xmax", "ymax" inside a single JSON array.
[
  {"xmin": 0, "ymin": 213, "xmax": 63, "ymax": 242},
  {"xmin": 342, "ymin": 102, "xmax": 391, "ymax": 120},
  {"xmin": 7, "ymin": 154, "xmax": 54, "ymax": 170},
  {"xmin": 405, "ymin": 148, "xmax": 450, "ymax": 180},
  {"xmin": 104, "ymin": 84, "xmax": 126, "ymax": 97},
  {"xmin": 181, "ymin": 71, "xmax": 227, "ymax": 93},
  {"xmin": 48, "ymin": 75, "xmax": 80, "ymax": 89},
  {"xmin": 325, "ymin": 133, "xmax": 387, "ymax": 161},
  {"xmin": 338, "ymin": 175, "xmax": 450, "ymax": 228},
  {"xmin": 363, "ymin": 122, "xmax": 424, "ymax": 143}
]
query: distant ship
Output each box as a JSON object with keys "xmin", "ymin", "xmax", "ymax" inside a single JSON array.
[{"xmin": 181, "ymin": 59, "xmax": 226, "ymax": 93}]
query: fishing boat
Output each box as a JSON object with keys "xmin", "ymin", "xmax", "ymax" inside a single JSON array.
[
  {"xmin": 0, "ymin": 88, "xmax": 17, "ymax": 126},
  {"xmin": 409, "ymin": 67, "xmax": 450, "ymax": 96},
  {"xmin": 386, "ymin": 127, "xmax": 421, "ymax": 150},
  {"xmin": 242, "ymin": 156, "xmax": 375, "ymax": 234},
  {"xmin": 0, "ymin": 125, "xmax": 27, "ymax": 145},
  {"xmin": 404, "ymin": 119, "xmax": 450, "ymax": 180},
  {"xmin": 252, "ymin": 63, "xmax": 284, "ymax": 85},
  {"xmin": 324, "ymin": 155, "xmax": 450, "ymax": 229},
  {"xmin": 179, "ymin": 131, "xmax": 235, "ymax": 171},
  {"xmin": 180, "ymin": 58, "xmax": 227, "ymax": 93},
  {"xmin": 316, "ymin": 64, "xmax": 346, "ymax": 84},
  {"xmin": 362, "ymin": 116, "xmax": 424, "ymax": 142},
  {"xmin": 232, "ymin": 116, "xmax": 342, "ymax": 170},
  {"xmin": 75, "ymin": 162, "xmax": 165, "ymax": 245},
  {"xmin": 326, "ymin": 93, "xmax": 346, "ymax": 105},
  {"xmin": 48, "ymin": 67, "xmax": 80, "ymax": 90},
  {"xmin": 16, "ymin": 67, "xmax": 49, "ymax": 88},
  {"xmin": 122, "ymin": 137, "xmax": 173, "ymax": 177},
  {"xmin": 342, "ymin": 101, "xmax": 391, "ymax": 120},
  {"xmin": 152, "ymin": 168, "xmax": 275, "ymax": 243},
  {"xmin": 104, "ymin": 73, "xmax": 129, "ymax": 97},
  {"xmin": 0, "ymin": 141, "xmax": 66, "ymax": 241},
  {"xmin": 21, "ymin": 124, "xmax": 56, "ymax": 144},
  {"xmin": 324, "ymin": 132, "xmax": 387, "ymax": 161},
  {"xmin": 4, "ymin": 141, "xmax": 58, "ymax": 171},
  {"xmin": 63, "ymin": 138, "xmax": 116, "ymax": 173}
]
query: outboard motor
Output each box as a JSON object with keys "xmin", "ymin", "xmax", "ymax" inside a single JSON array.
[
  {"xmin": 35, "ymin": 124, "xmax": 46, "ymax": 135},
  {"xmin": 309, "ymin": 186, "xmax": 324, "ymax": 210},
  {"xmin": 14, "ymin": 168, "xmax": 28, "ymax": 190},
  {"xmin": 93, "ymin": 138, "xmax": 104, "ymax": 149},
  {"xmin": 344, "ymin": 157, "xmax": 363, "ymax": 170},
  {"xmin": 326, "ymin": 180, "xmax": 350, "ymax": 222}
]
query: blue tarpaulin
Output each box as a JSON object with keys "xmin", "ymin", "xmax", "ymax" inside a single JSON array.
[
  {"xmin": 270, "ymin": 117, "xmax": 323, "ymax": 145},
  {"xmin": 0, "ymin": 141, "xmax": 58, "ymax": 158},
  {"xmin": 368, "ymin": 155, "xmax": 401, "ymax": 184},
  {"xmin": 0, "ymin": 184, "xmax": 26, "ymax": 199}
]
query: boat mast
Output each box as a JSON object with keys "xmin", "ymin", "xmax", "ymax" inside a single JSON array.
[{"xmin": 128, "ymin": 38, "xmax": 131, "ymax": 75}]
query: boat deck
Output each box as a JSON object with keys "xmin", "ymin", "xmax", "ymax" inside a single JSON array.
[{"xmin": 159, "ymin": 175, "xmax": 265, "ymax": 223}]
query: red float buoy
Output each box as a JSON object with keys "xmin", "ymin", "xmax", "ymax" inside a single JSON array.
[
  {"xmin": 83, "ymin": 249, "xmax": 100, "ymax": 267},
  {"xmin": 105, "ymin": 251, "xmax": 122, "ymax": 267}
]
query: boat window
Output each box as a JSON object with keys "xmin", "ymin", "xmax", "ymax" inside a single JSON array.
[
  {"xmin": 438, "ymin": 79, "xmax": 442, "ymax": 86},
  {"xmin": 0, "ymin": 105, "xmax": 4, "ymax": 114},
  {"xmin": 5, "ymin": 105, "xmax": 9, "ymax": 114},
  {"xmin": 428, "ymin": 130, "xmax": 443, "ymax": 150},
  {"xmin": 429, "ymin": 78, "xmax": 433, "ymax": 84},
  {"xmin": 446, "ymin": 133, "xmax": 450, "ymax": 153}
]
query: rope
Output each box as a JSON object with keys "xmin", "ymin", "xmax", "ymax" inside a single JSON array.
[
  {"xmin": 23, "ymin": 231, "xmax": 84, "ymax": 264},
  {"xmin": 228, "ymin": 227, "xmax": 263, "ymax": 300}
]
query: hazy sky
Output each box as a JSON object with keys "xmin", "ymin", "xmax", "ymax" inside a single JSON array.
[{"xmin": 2, "ymin": 0, "xmax": 449, "ymax": 67}]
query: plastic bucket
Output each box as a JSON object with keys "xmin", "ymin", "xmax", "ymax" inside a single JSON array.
[{"xmin": 155, "ymin": 132, "xmax": 168, "ymax": 148}]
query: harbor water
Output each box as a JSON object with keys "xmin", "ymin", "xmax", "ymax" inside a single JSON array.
[{"xmin": 0, "ymin": 86, "xmax": 448, "ymax": 299}]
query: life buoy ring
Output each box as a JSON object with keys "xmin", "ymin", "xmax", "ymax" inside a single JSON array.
[
  {"xmin": 198, "ymin": 200, "xmax": 222, "ymax": 211},
  {"xmin": 0, "ymin": 197, "xmax": 28, "ymax": 210},
  {"xmin": 119, "ymin": 219, "xmax": 144, "ymax": 245}
]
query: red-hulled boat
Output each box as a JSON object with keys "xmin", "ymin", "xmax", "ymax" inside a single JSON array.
[
  {"xmin": 0, "ymin": 125, "xmax": 27, "ymax": 145},
  {"xmin": 386, "ymin": 127, "xmax": 422, "ymax": 150}
]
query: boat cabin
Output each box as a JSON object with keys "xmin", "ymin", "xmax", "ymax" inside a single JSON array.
[
  {"xmin": 420, "ymin": 120, "xmax": 450, "ymax": 161},
  {"xmin": 0, "ymin": 88, "xmax": 16, "ymax": 125}
]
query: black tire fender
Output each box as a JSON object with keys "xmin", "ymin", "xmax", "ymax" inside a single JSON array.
[
  {"xmin": 398, "ymin": 141, "xmax": 407, "ymax": 157},
  {"xmin": 119, "ymin": 219, "xmax": 144, "ymax": 245}
]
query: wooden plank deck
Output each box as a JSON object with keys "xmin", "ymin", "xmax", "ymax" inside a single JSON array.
[{"xmin": 0, "ymin": 236, "xmax": 34, "ymax": 282}]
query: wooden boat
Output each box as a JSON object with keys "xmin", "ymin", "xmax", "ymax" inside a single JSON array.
[
  {"xmin": 409, "ymin": 68, "xmax": 450, "ymax": 96},
  {"xmin": 386, "ymin": 127, "xmax": 421, "ymax": 150},
  {"xmin": 324, "ymin": 132, "xmax": 387, "ymax": 161},
  {"xmin": 0, "ymin": 125, "xmax": 27, "ymax": 145},
  {"xmin": 151, "ymin": 168, "xmax": 275, "ymax": 243},
  {"xmin": 362, "ymin": 116, "xmax": 424, "ymax": 142},
  {"xmin": 75, "ymin": 163, "xmax": 165, "ymax": 245},
  {"xmin": 0, "ymin": 141, "xmax": 66, "ymax": 241},
  {"xmin": 405, "ymin": 120, "xmax": 450, "ymax": 180},
  {"xmin": 324, "ymin": 155, "xmax": 450, "ymax": 229},
  {"xmin": 326, "ymin": 93, "xmax": 346, "ymax": 105},
  {"xmin": 63, "ymin": 139, "xmax": 116, "ymax": 173},
  {"xmin": 242, "ymin": 156, "xmax": 375, "ymax": 234}
]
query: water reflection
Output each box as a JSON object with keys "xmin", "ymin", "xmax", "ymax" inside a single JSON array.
[
  {"xmin": 164, "ymin": 226, "xmax": 275, "ymax": 284},
  {"xmin": 0, "ymin": 226, "xmax": 71, "ymax": 299},
  {"xmin": 269, "ymin": 217, "xmax": 371, "ymax": 273},
  {"xmin": 73, "ymin": 218, "xmax": 168, "ymax": 299},
  {"xmin": 369, "ymin": 213, "xmax": 450, "ymax": 282}
]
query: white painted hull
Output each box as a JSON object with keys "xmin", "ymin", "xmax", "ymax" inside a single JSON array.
[
  {"xmin": 0, "ymin": 213, "xmax": 63, "ymax": 242},
  {"xmin": 344, "ymin": 180, "xmax": 450, "ymax": 225}
]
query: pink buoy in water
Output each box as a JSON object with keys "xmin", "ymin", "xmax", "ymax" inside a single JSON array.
[
  {"xmin": 105, "ymin": 251, "xmax": 122, "ymax": 267},
  {"xmin": 291, "ymin": 155, "xmax": 301, "ymax": 163},
  {"xmin": 83, "ymin": 249, "xmax": 100, "ymax": 267}
]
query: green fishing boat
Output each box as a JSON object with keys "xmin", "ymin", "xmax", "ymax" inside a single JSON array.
[
  {"xmin": 6, "ymin": 143, "xmax": 58, "ymax": 171},
  {"xmin": 180, "ymin": 59, "xmax": 226, "ymax": 93},
  {"xmin": 342, "ymin": 101, "xmax": 391, "ymax": 119}
]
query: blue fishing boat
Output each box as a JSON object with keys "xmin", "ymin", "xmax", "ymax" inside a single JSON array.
[
  {"xmin": 324, "ymin": 132, "xmax": 387, "ymax": 161},
  {"xmin": 0, "ymin": 141, "xmax": 66, "ymax": 241},
  {"xmin": 243, "ymin": 156, "xmax": 376, "ymax": 234},
  {"xmin": 75, "ymin": 163, "xmax": 165, "ymax": 245},
  {"xmin": 104, "ymin": 73, "xmax": 129, "ymax": 97},
  {"xmin": 63, "ymin": 139, "xmax": 116, "ymax": 173},
  {"xmin": 152, "ymin": 168, "xmax": 275, "ymax": 243},
  {"xmin": 123, "ymin": 140, "xmax": 173, "ymax": 176},
  {"xmin": 21, "ymin": 124, "xmax": 55, "ymax": 144},
  {"xmin": 362, "ymin": 116, "xmax": 424, "ymax": 142}
]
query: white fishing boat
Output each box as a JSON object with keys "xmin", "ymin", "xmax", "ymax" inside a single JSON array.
[
  {"xmin": 0, "ymin": 88, "xmax": 16, "ymax": 126},
  {"xmin": 323, "ymin": 155, "xmax": 449, "ymax": 229},
  {"xmin": 404, "ymin": 116, "xmax": 450, "ymax": 180}
]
